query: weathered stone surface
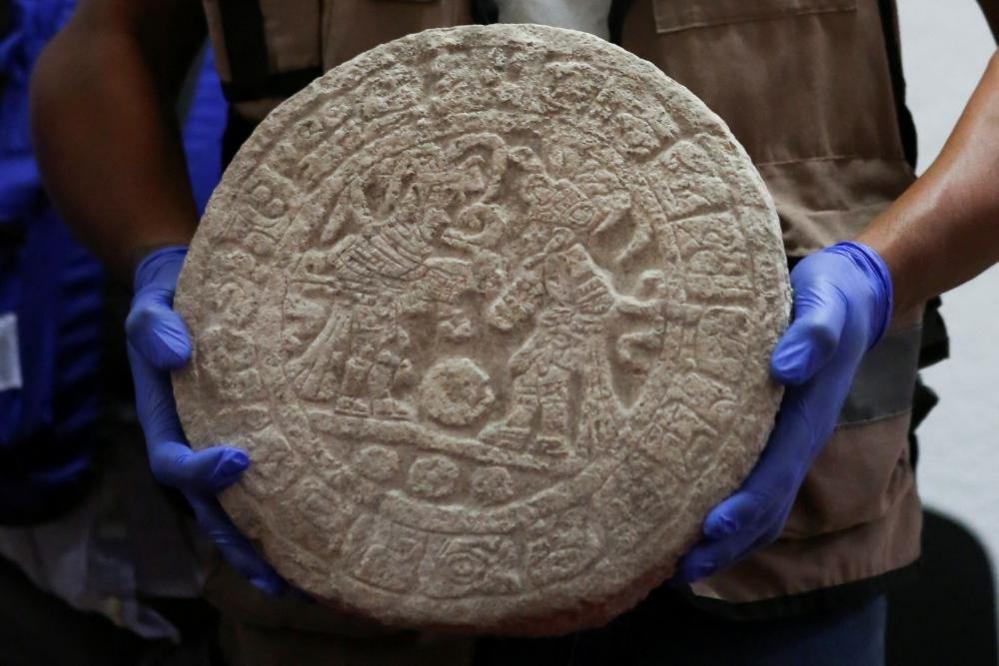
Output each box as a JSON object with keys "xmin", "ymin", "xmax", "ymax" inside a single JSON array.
[{"xmin": 173, "ymin": 24, "xmax": 790, "ymax": 634}]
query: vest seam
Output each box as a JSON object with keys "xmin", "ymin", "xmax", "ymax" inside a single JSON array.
[
  {"xmin": 885, "ymin": 323, "xmax": 922, "ymax": 337},
  {"xmin": 835, "ymin": 407, "xmax": 911, "ymax": 430},
  {"xmin": 652, "ymin": 2, "xmax": 859, "ymax": 36},
  {"xmin": 679, "ymin": 559, "xmax": 921, "ymax": 619},
  {"xmin": 755, "ymin": 154, "xmax": 910, "ymax": 167},
  {"xmin": 779, "ymin": 200, "xmax": 902, "ymax": 219}
]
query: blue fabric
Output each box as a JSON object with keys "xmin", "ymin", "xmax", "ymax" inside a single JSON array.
[
  {"xmin": 0, "ymin": 0, "xmax": 75, "ymax": 222},
  {"xmin": 182, "ymin": 48, "xmax": 227, "ymax": 216},
  {"xmin": 0, "ymin": 206, "xmax": 102, "ymax": 524},
  {"xmin": 0, "ymin": 0, "xmax": 95, "ymax": 485},
  {"xmin": 0, "ymin": 155, "xmax": 40, "ymax": 222}
]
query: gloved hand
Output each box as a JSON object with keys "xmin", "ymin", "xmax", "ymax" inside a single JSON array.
[
  {"xmin": 677, "ymin": 241, "xmax": 893, "ymax": 583},
  {"xmin": 126, "ymin": 245, "xmax": 284, "ymax": 595}
]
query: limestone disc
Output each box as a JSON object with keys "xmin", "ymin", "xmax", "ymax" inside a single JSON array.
[{"xmin": 173, "ymin": 24, "xmax": 790, "ymax": 634}]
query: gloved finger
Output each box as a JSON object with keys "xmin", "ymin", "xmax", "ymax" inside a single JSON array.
[
  {"xmin": 127, "ymin": 342, "xmax": 188, "ymax": 447},
  {"xmin": 149, "ymin": 442, "xmax": 249, "ymax": 494},
  {"xmin": 125, "ymin": 295, "xmax": 192, "ymax": 370},
  {"xmin": 187, "ymin": 494, "xmax": 286, "ymax": 596},
  {"xmin": 770, "ymin": 283, "xmax": 848, "ymax": 386},
  {"xmin": 701, "ymin": 386, "xmax": 813, "ymax": 540},
  {"xmin": 682, "ymin": 498, "xmax": 797, "ymax": 584},
  {"xmin": 708, "ymin": 374, "xmax": 850, "ymax": 547},
  {"xmin": 676, "ymin": 528, "xmax": 751, "ymax": 583},
  {"xmin": 702, "ymin": 488, "xmax": 773, "ymax": 540}
]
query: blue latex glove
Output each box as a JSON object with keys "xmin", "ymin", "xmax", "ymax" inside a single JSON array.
[
  {"xmin": 677, "ymin": 241, "xmax": 893, "ymax": 583},
  {"xmin": 126, "ymin": 245, "xmax": 284, "ymax": 595}
]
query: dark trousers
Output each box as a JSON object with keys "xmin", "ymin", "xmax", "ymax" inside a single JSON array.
[{"xmin": 475, "ymin": 587, "xmax": 886, "ymax": 666}]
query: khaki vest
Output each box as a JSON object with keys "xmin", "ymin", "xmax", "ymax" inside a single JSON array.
[{"xmin": 201, "ymin": 0, "xmax": 924, "ymax": 612}]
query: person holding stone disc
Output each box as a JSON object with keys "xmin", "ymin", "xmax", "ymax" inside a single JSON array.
[{"xmin": 29, "ymin": 0, "xmax": 999, "ymax": 664}]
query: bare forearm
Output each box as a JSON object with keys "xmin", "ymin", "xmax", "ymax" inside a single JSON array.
[
  {"xmin": 857, "ymin": 50, "xmax": 999, "ymax": 312},
  {"xmin": 30, "ymin": 1, "xmax": 204, "ymax": 280}
]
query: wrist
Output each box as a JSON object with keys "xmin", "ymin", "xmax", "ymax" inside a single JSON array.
[
  {"xmin": 826, "ymin": 241, "xmax": 894, "ymax": 346},
  {"xmin": 127, "ymin": 240, "xmax": 193, "ymax": 287},
  {"xmin": 132, "ymin": 244, "xmax": 189, "ymax": 293},
  {"xmin": 856, "ymin": 218, "xmax": 944, "ymax": 321}
]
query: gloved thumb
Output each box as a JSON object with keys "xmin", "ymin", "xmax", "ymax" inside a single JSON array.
[
  {"xmin": 770, "ymin": 281, "xmax": 847, "ymax": 386},
  {"xmin": 125, "ymin": 297, "xmax": 192, "ymax": 370},
  {"xmin": 148, "ymin": 442, "xmax": 249, "ymax": 494}
]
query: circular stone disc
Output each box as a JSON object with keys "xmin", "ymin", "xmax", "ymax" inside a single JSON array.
[{"xmin": 174, "ymin": 24, "xmax": 790, "ymax": 634}]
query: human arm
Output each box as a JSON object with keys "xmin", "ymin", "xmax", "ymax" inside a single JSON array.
[
  {"xmin": 29, "ymin": 0, "xmax": 202, "ymax": 280},
  {"xmin": 30, "ymin": 0, "xmax": 284, "ymax": 593},
  {"xmin": 679, "ymin": 49, "xmax": 999, "ymax": 582},
  {"xmin": 857, "ymin": 49, "xmax": 999, "ymax": 312}
]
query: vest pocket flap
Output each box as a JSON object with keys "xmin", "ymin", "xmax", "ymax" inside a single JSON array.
[
  {"xmin": 783, "ymin": 410, "xmax": 913, "ymax": 538},
  {"xmin": 652, "ymin": 0, "xmax": 858, "ymax": 34}
]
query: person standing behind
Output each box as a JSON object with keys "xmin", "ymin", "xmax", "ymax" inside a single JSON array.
[
  {"xmin": 29, "ymin": 1, "xmax": 999, "ymax": 664},
  {"xmin": 1, "ymin": 0, "xmax": 231, "ymax": 660}
]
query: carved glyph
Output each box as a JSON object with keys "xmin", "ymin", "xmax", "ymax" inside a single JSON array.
[{"xmin": 173, "ymin": 25, "xmax": 790, "ymax": 633}]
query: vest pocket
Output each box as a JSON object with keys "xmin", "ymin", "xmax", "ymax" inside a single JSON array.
[
  {"xmin": 624, "ymin": 0, "xmax": 912, "ymax": 251},
  {"xmin": 634, "ymin": 0, "xmax": 898, "ymax": 167},
  {"xmin": 783, "ymin": 410, "xmax": 914, "ymax": 538},
  {"xmin": 783, "ymin": 315, "xmax": 923, "ymax": 538},
  {"xmin": 653, "ymin": 0, "xmax": 857, "ymax": 34}
]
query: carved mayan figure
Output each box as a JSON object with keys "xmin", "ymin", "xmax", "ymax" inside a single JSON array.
[
  {"xmin": 481, "ymin": 233, "xmax": 665, "ymax": 457},
  {"xmin": 173, "ymin": 25, "xmax": 790, "ymax": 633}
]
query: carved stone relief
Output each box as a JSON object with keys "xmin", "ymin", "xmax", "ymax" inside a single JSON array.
[{"xmin": 173, "ymin": 24, "xmax": 790, "ymax": 633}]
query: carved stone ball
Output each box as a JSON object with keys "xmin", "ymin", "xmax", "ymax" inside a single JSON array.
[
  {"xmin": 172, "ymin": 24, "xmax": 791, "ymax": 634},
  {"xmin": 419, "ymin": 357, "xmax": 496, "ymax": 427}
]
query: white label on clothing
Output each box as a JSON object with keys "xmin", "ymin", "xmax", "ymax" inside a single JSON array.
[{"xmin": 0, "ymin": 313, "xmax": 23, "ymax": 391}]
